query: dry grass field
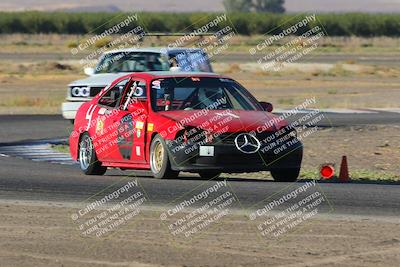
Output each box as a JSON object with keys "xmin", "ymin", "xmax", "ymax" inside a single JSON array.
[{"xmin": 1, "ymin": 34, "xmax": 400, "ymax": 114}]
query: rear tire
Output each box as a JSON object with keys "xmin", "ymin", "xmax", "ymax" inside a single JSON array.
[
  {"xmin": 270, "ymin": 168, "xmax": 300, "ymax": 182},
  {"xmin": 198, "ymin": 171, "xmax": 221, "ymax": 179},
  {"xmin": 79, "ymin": 133, "xmax": 107, "ymax": 175},
  {"xmin": 150, "ymin": 134, "xmax": 179, "ymax": 179}
]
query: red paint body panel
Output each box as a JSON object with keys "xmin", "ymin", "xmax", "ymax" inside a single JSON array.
[
  {"xmin": 69, "ymin": 72, "xmax": 289, "ymax": 170},
  {"xmin": 159, "ymin": 110, "xmax": 286, "ymax": 132}
]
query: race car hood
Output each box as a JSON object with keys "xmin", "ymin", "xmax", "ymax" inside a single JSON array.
[
  {"xmin": 68, "ymin": 73, "xmax": 126, "ymax": 87},
  {"xmin": 159, "ymin": 110, "xmax": 287, "ymax": 132}
]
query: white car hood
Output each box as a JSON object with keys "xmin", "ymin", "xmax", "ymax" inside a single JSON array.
[{"xmin": 68, "ymin": 73, "xmax": 127, "ymax": 87}]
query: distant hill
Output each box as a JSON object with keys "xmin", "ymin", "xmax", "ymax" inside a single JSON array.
[{"xmin": 1, "ymin": 0, "xmax": 399, "ymax": 13}]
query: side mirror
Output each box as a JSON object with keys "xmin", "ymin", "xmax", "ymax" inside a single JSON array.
[
  {"xmin": 127, "ymin": 100, "xmax": 148, "ymax": 114},
  {"xmin": 259, "ymin": 101, "xmax": 273, "ymax": 112},
  {"xmin": 84, "ymin": 67, "xmax": 95, "ymax": 76}
]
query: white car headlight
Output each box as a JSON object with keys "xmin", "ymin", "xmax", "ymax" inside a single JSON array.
[{"xmin": 71, "ymin": 86, "xmax": 90, "ymax": 97}]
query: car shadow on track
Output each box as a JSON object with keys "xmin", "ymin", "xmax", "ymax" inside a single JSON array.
[
  {"xmin": 104, "ymin": 170, "xmax": 400, "ymax": 185},
  {"xmin": 105, "ymin": 170, "xmax": 288, "ymax": 183}
]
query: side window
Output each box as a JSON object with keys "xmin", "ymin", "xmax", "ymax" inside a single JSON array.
[
  {"xmin": 175, "ymin": 52, "xmax": 191, "ymax": 71},
  {"xmin": 120, "ymin": 79, "xmax": 147, "ymax": 110},
  {"xmin": 98, "ymin": 79, "xmax": 129, "ymax": 108},
  {"xmin": 224, "ymin": 88, "xmax": 244, "ymax": 110},
  {"xmin": 227, "ymin": 85, "xmax": 258, "ymax": 110},
  {"xmin": 169, "ymin": 51, "xmax": 211, "ymax": 72},
  {"xmin": 187, "ymin": 51, "xmax": 210, "ymax": 72}
]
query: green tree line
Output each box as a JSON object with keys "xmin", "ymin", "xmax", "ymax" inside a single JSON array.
[
  {"xmin": 223, "ymin": 0, "xmax": 285, "ymax": 13},
  {"xmin": 0, "ymin": 12, "xmax": 400, "ymax": 36}
]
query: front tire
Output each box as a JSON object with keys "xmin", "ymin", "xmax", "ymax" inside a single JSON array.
[
  {"xmin": 270, "ymin": 168, "xmax": 300, "ymax": 182},
  {"xmin": 150, "ymin": 134, "xmax": 179, "ymax": 179},
  {"xmin": 79, "ymin": 133, "xmax": 107, "ymax": 175}
]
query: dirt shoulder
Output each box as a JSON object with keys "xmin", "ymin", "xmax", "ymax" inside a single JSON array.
[
  {"xmin": 301, "ymin": 125, "xmax": 400, "ymax": 177},
  {"xmin": 0, "ymin": 201, "xmax": 399, "ymax": 267},
  {"xmin": 222, "ymin": 125, "xmax": 400, "ymax": 181}
]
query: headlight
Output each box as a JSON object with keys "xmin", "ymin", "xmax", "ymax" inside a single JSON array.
[{"xmin": 71, "ymin": 86, "xmax": 90, "ymax": 97}]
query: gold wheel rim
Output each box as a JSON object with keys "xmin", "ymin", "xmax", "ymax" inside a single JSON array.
[{"xmin": 152, "ymin": 141, "xmax": 164, "ymax": 173}]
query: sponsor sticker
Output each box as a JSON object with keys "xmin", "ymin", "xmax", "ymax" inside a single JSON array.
[
  {"xmin": 147, "ymin": 123, "xmax": 154, "ymax": 132},
  {"xmin": 98, "ymin": 107, "xmax": 107, "ymax": 115},
  {"xmin": 135, "ymin": 121, "xmax": 144, "ymax": 129},
  {"xmin": 96, "ymin": 118, "xmax": 105, "ymax": 135},
  {"xmin": 152, "ymin": 80, "xmax": 161, "ymax": 89}
]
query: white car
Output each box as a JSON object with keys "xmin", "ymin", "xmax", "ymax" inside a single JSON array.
[{"xmin": 62, "ymin": 47, "xmax": 212, "ymax": 121}]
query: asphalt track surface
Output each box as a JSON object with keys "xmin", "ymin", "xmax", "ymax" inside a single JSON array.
[
  {"xmin": 0, "ymin": 114, "xmax": 399, "ymax": 218},
  {"xmin": 1, "ymin": 111, "xmax": 400, "ymax": 143}
]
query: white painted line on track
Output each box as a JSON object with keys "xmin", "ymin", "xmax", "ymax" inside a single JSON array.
[
  {"xmin": 369, "ymin": 108, "xmax": 400, "ymax": 113},
  {"xmin": 273, "ymin": 108, "xmax": 379, "ymax": 114},
  {"xmin": 0, "ymin": 142, "xmax": 76, "ymax": 165}
]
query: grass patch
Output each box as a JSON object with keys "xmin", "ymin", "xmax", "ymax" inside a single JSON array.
[
  {"xmin": 361, "ymin": 43, "xmax": 373, "ymax": 48},
  {"xmin": 277, "ymin": 98, "xmax": 294, "ymax": 105},
  {"xmin": 0, "ymin": 96, "xmax": 63, "ymax": 108},
  {"xmin": 94, "ymin": 37, "xmax": 113, "ymax": 49},
  {"xmin": 1, "ymin": 34, "xmax": 400, "ymax": 54},
  {"xmin": 67, "ymin": 40, "xmax": 78, "ymax": 48},
  {"xmin": 326, "ymin": 64, "xmax": 351, "ymax": 77},
  {"xmin": 51, "ymin": 144, "xmax": 69, "ymax": 154},
  {"xmin": 0, "ymin": 61, "xmax": 77, "ymax": 75}
]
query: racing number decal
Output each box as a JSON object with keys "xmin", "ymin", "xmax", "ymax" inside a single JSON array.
[
  {"xmin": 117, "ymin": 114, "xmax": 134, "ymax": 160},
  {"xmin": 85, "ymin": 104, "xmax": 96, "ymax": 131}
]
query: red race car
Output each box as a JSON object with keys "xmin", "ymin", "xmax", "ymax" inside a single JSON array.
[{"xmin": 69, "ymin": 72, "xmax": 303, "ymax": 181}]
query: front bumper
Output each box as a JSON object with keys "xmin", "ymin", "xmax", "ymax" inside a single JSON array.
[
  {"xmin": 61, "ymin": 102, "xmax": 85, "ymax": 120},
  {"xmin": 166, "ymin": 138, "xmax": 303, "ymax": 173}
]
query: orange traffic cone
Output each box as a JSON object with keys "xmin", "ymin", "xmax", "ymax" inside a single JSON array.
[{"xmin": 339, "ymin": 156, "xmax": 350, "ymax": 182}]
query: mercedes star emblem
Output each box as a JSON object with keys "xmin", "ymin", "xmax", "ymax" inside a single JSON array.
[{"xmin": 234, "ymin": 133, "xmax": 261, "ymax": 154}]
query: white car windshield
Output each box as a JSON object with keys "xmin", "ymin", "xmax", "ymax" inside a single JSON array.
[{"xmin": 95, "ymin": 52, "xmax": 170, "ymax": 73}]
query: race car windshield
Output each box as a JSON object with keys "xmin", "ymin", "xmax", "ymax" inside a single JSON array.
[
  {"xmin": 95, "ymin": 52, "xmax": 170, "ymax": 73},
  {"xmin": 151, "ymin": 77, "xmax": 261, "ymax": 111}
]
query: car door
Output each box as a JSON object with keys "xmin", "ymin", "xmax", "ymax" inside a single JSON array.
[
  {"xmin": 98, "ymin": 77, "xmax": 148, "ymax": 164},
  {"xmin": 94, "ymin": 78, "xmax": 130, "ymax": 162}
]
